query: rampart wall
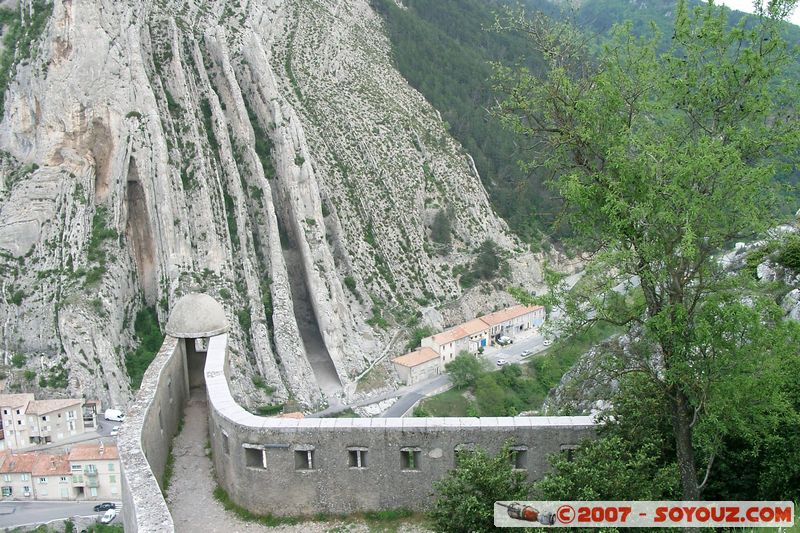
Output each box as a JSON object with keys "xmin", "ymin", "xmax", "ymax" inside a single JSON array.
[
  {"xmin": 120, "ymin": 331, "xmax": 596, "ymax": 529},
  {"xmin": 119, "ymin": 336, "xmax": 189, "ymax": 532},
  {"xmin": 205, "ymin": 334, "xmax": 595, "ymax": 516}
]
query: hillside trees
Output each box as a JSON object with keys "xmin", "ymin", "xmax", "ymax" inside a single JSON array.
[{"xmin": 495, "ymin": 0, "xmax": 800, "ymax": 499}]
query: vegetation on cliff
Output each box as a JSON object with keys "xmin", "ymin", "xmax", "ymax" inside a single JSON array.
[{"xmin": 496, "ymin": 0, "xmax": 800, "ymax": 500}]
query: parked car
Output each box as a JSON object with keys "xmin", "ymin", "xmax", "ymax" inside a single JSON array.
[
  {"xmin": 496, "ymin": 359, "xmax": 508, "ymax": 366},
  {"xmin": 100, "ymin": 508, "xmax": 118, "ymax": 524},
  {"xmin": 104, "ymin": 409, "xmax": 125, "ymax": 422},
  {"xmin": 496, "ymin": 336, "xmax": 513, "ymax": 346},
  {"xmin": 94, "ymin": 502, "xmax": 116, "ymax": 512},
  {"xmin": 542, "ymin": 338, "xmax": 553, "ymax": 346},
  {"xmin": 520, "ymin": 350, "xmax": 532, "ymax": 357},
  {"xmin": 110, "ymin": 426, "xmax": 120, "ymax": 437}
]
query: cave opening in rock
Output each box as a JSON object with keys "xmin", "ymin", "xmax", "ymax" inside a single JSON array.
[{"xmin": 275, "ymin": 210, "xmax": 343, "ymax": 399}]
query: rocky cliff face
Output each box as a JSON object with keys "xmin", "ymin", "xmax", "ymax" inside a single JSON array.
[{"xmin": 0, "ymin": 0, "xmax": 546, "ymax": 410}]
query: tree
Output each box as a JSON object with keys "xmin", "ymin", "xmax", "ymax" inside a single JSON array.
[
  {"xmin": 430, "ymin": 209, "xmax": 453, "ymax": 254},
  {"xmin": 431, "ymin": 443, "xmax": 531, "ymax": 533},
  {"xmin": 494, "ymin": 0, "xmax": 800, "ymax": 499},
  {"xmin": 444, "ymin": 351, "xmax": 487, "ymax": 389}
]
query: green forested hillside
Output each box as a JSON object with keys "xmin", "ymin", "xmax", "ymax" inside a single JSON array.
[{"xmin": 372, "ymin": 0, "xmax": 800, "ymax": 247}]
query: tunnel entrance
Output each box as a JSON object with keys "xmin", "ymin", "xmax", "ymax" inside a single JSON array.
[
  {"xmin": 186, "ymin": 338, "xmax": 208, "ymax": 390},
  {"xmin": 275, "ymin": 211, "xmax": 343, "ymax": 400}
]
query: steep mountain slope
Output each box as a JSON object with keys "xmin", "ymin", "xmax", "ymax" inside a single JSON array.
[
  {"xmin": 0, "ymin": 0, "xmax": 545, "ymax": 410},
  {"xmin": 372, "ymin": 0, "xmax": 800, "ymax": 247}
]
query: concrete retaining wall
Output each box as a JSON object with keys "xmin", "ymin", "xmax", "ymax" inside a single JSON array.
[
  {"xmin": 119, "ymin": 336, "xmax": 189, "ymax": 532},
  {"xmin": 205, "ymin": 334, "xmax": 595, "ymax": 516}
]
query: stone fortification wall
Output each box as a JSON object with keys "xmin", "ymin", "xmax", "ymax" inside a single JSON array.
[
  {"xmin": 119, "ymin": 336, "xmax": 189, "ymax": 533},
  {"xmin": 205, "ymin": 334, "xmax": 595, "ymax": 516}
]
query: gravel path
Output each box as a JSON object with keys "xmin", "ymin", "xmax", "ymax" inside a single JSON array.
[{"xmin": 167, "ymin": 388, "xmax": 432, "ymax": 533}]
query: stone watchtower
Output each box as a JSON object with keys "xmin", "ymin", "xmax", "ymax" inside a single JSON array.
[{"xmin": 165, "ymin": 293, "xmax": 228, "ymax": 390}]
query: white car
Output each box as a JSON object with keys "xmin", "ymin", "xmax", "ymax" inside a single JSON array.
[
  {"xmin": 100, "ymin": 508, "xmax": 118, "ymax": 524},
  {"xmin": 110, "ymin": 426, "xmax": 120, "ymax": 437},
  {"xmin": 496, "ymin": 359, "xmax": 508, "ymax": 366},
  {"xmin": 520, "ymin": 350, "xmax": 532, "ymax": 357},
  {"xmin": 542, "ymin": 338, "xmax": 553, "ymax": 346}
]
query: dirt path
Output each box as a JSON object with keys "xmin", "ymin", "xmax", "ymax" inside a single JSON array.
[{"xmin": 167, "ymin": 387, "xmax": 430, "ymax": 533}]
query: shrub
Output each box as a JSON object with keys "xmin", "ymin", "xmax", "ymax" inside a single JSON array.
[
  {"xmin": 11, "ymin": 353, "xmax": 26, "ymax": 368},
  {"xmin": 775, "ymin": 235, "xmax": 800, "ymax": 272},
  {"xmin": 23, "ymin": 369, "xmax": 35, "ymax": 381}
]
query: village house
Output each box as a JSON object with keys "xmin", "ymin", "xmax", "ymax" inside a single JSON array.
[
  {"xmin": 32, "ymin": 453, "xmax": 71, "ymax": 500},
  {"xmin": 420, "ymin": 317, "xmax": 490, "ymax": 366},
  {"xmin": 0, "ymin": 442, "xmax": 120, "ymax": 501},
  {"xmin": 479, "ymin": 304, "xmax": 546, "ymax": 345},
  {"xmin": 393, "ymin": 305, "xmax": 548, "ymax": 384},
  {"xmin": 67, "ymin": 443, "xmax": 121, "ymax": 500},
  {"xmin": 0, "ymin": 394, "xmax": 85, "ymax": 451},
  {"xmin": 0, "ymin": 451, "xmax": 37, "ymax": 498},
  {"xmin": 391, "ymin": 347, "xmax": 440, "ymax": 385}
]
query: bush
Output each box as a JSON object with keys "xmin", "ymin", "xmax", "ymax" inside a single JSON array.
[
  {"xmin": 445, "ymin": 351, "xmax": 487, "ymax": 389},
  {"xmin": 406, "ymin": 325, "xmax": 435, "ymax": 351},
  {"xmin": 775, "ymin": 235, "xmax": 800, "ymax": 272},
  {"xmin": 343, "ymin": 275, "xmax": 357, "ymax": 293},
  {"xmin": 255, "ymin": 403, "xmax": 284, "ymax": 416},
  {"xmin": 23, "ymin": 369, "xmax": 35, "ymax": 381},
  {"xmin": 11, "ymin": 353, "xmax": 26, "ymax": 368},
  {"xmin": 125, "ymin": 307, "xmax": 164, "ymax": 389}
]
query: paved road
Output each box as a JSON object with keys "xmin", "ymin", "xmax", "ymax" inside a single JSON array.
[
  {"xmin": 0, "ymin": 500, "xmax": 121, "ymax": 529},
  {"xmin": 382, "ymin": 333, "xmax": 550, "ymax": 417}
]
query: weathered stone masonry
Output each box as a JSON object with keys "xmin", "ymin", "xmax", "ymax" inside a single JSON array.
[{"xmin": 120, "ymin": 295, "xmax": 596, "ymax": 531}]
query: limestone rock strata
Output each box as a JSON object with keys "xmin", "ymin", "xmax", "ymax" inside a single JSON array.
[{"xmin": 0, "ymin": 0, "xmax": 544, "ymax": 409}]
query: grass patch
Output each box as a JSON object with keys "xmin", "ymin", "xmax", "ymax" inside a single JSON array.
[
  {"xmin": 355, "ymin": 364, "xmax": 390, "ymax": 394},
  {"xmin": 417, "ymin": 388, "xmax": 470, "ymax": 417},
  {"xmin": 324, "ymin": 408, "xmax": 361, "ymax": 418},
  {"xmin": 125, "ymin": 306, "xmax": 164, "ymax": 389},
  {"xmin": 255, "ymin": 403, "xmax": 284, "ymax": 416},
  {"xmin": 213, "ymin": 484, "xmax": 422, "ymax": 529},
  {"xmin": 213, "ymin": 484, "xmax": 301, "ymax": 526}
]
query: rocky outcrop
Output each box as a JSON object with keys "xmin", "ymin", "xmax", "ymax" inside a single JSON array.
[{"xmin": 0, "ymin": 0, "xmax": 546, "ymax": 409}]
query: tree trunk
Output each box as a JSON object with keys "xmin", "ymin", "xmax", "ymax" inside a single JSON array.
[{"xmin": 668, "ymin": 388, "xmax": 700, "ymax": 499}]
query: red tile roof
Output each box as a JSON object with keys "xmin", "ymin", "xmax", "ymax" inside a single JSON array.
[
  {"xmin": 0, "ymin": 452, "xmax": 38, "ymax": 474},
  {"xmin": 392, "ymin": 347, "xmax": 440, "ymax": 368},
  {"xmin": 429, "ymin": 318, "xmax": 489, "ymax": 346},
  {"xmin": 68, "ymin": 443, "xmax": 119, "ymax": 462},
  {"xmin": 32, "ymin": 454, "xmax": 70, "ymax": 476},
  {"xmin": 479, "ymin": 305, "xmax": 544, "ymax": 326}
]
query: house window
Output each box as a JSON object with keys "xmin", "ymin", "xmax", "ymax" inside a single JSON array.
[
  {"xmin": 108, "ymin": 463, "xmax": 115, "ymax": 472},
  {"xmin": 109, "ymin": 474, "xmax": 116, "ymax": 484},
  {"xmin": 400, "ymin": 447, "xmax": 421, "ymax": 471},
  {"xmin": 509, "ymin": 446, "xmax": 528, "ymax": 470},
  {"xmin": 41, "ymin": 415, "xmax": 47, "ymax": 421},
  {"xmin": 347, "ymin": 447, "xmax": 368, "ymax": 469},
  {"xmin": 85, "ymin": 465, "xmax": 97, "ymax": 474},
  {"xmin": 59, "ymin": 476, "xmax": 67, "ymax": 482},
  {"xmin": 243, "ymin": 445, "xmax": 266, "ymax": 469},
  {"xmin": 294, "ymin": 446, "xmax": 315, "ymax": 470},
  {"xmin": 71, "ymin": 465, "xmax": 82, "ymax": 472},
  {"xmin": 20, "ymin": 474, "xmax": 28, "ymax": 481},
  {"xmin": 38, "ymin": 477, "xmax": 47, "ymax": 484},
  {"xmin": 23, "ymin": 486, "xmax": 30, "ymax": 495},
  {"xmin": 90, "ymin": 487, "xmax": 97, "ymax": 497},
  {"xmin": 2, "ymin": 475, "xmax": 9, "ymax": 482},
  {"xmin": 2, "ymin": 410, "xmax": 6, "ymax": 415},
  {"xmin": 222, "ymin": 432, "xmax": 230, "ymax": 455},
  {"xmin": 1, "ymin": 486, "xmax": 10, "ymax": 496},
  {"xmin": 15, "ymin": 410, "xmax": 19, "ymax": 415}
]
